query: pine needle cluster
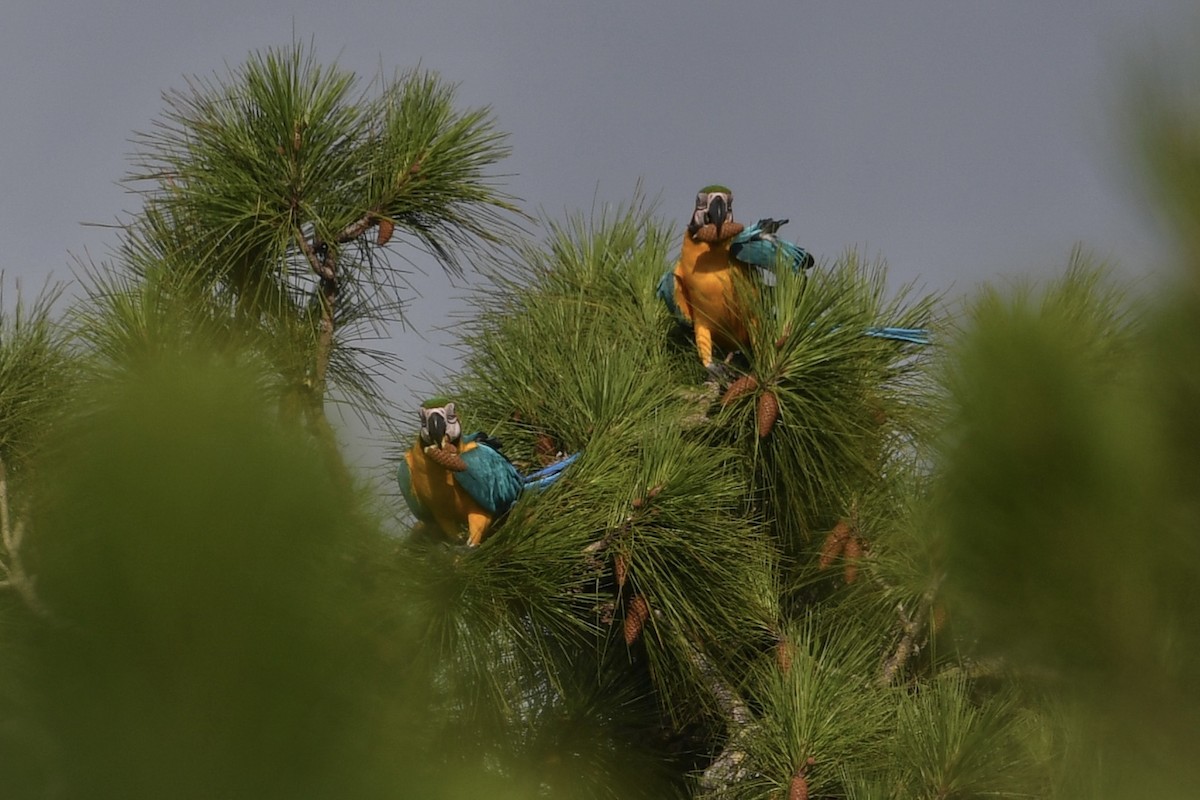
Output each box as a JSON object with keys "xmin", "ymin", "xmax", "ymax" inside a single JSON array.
[
  {"xmin": 79, "ymin": 42, "xmax": 523, "ymax": 439},
  {"xmin": 0, "ymin": 280, "xmax": 78, "ymax": 479}
]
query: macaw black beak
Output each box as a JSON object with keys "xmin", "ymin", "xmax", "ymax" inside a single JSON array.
[
  {"xmin": 426, "ymin": 414, "xmax": 447, "ymax": 449},
  {"xmin": 707, "ymin": 194, "xmax": 727, "ymax": 235}
]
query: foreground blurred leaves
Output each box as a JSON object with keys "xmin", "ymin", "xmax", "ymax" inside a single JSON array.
[
  {"xmin": 939, "ymin": 216, "xmax": 1200, "ymax": 798},
  {"xmin": 3, "ymin": 360, "xmax": 423, "ymax": 798}
]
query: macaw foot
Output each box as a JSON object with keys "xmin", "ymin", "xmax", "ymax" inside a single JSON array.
[
  {"xmin": 466, "ymin": 513, "xmax": 491, "ymax": 547},
  {"xmin": 705, "ymin": 360, "xmax": 734, "ymax": 385}
]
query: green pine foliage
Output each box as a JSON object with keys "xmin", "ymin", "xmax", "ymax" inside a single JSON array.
[
  {"xmin": 0, "ymin": 280, "xmax": 79, "ymax": 478},
  {"xmin": 393, "ymin": 196, "xmax": 1062, "ymax": 798},
  {"xmin": 83, "ymin": 41, "xmax": 523, "ymax": 444},
  {"xmin": 938, "ymin": 251, "xmax": 1200, "ymax": 795},
  {"xmin": 4, "ymin": 36, "xmax": 1200, "ymax": 800}
]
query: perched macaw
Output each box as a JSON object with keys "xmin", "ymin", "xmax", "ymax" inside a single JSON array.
[
  {"xmin": 657, "ymin": 186, "xmax": 930, "ymax": 372},
  {"xmin": 656, "ymin": 186, "xmax": 814, "ymax": 378},
  {"xmin": 397, "ymin": 399, "xmax": 579, "ymax": 546}
]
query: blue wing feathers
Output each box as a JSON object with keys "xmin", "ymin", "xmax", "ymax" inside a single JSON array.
[
  {"xmin": 730, "ymin": 218, "xmax": 814, "ymax": 273},
  {"xmin": 456, "ymin": 436, "xmax": 580, "ymax": 513},
  {"xmin": 656, "ymin": 268, "xmax": 687, "ymax": 324},
  {"xmin": 455, "ymin": 442, "xmax": 524, "ymax": 515}
]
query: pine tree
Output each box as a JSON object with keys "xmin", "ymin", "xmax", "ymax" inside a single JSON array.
[
  {"xmin": 389, "ymin": 193, "xmax": 1073, "ymax": 799},
  {"xmin": 2, "ymin": 39, "xmax": 1198, "ymax": 800},
  {"xmin": 74, "ymin": 41, "xmax": 522, "ymax": 454}
]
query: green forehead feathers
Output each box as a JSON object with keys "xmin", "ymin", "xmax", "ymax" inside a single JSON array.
[
  {"xmin": 421, "ymin": 396, "xmax": 453, "ymax": 409},
  {"xmin": 700, "ymin": 184, "xmax": 732, "ymax": 195}
]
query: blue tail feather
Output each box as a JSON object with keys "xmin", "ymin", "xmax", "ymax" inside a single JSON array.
[
  {"xmin": 522, "ymin": 451, "xmax": 581, "ymax": 490},
  {"xmin": 865, "ymin": 326, "xmax": 931, "ymax": 345}
]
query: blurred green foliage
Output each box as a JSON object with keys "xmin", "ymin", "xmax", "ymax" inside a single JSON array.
[
  {"xmin": 937, "ymin": 39, "xmax": 1200, "ymax": 792},
  {"xmin": 2, "ymin": 28, "xmax": 1200, "ymax": 800},
  {"xmin": 3, "ymin": 360, "xmax": 421, "ymax": 798}
]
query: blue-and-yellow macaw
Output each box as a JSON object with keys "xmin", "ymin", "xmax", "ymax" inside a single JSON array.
[
  {"xmin": 657, "ymin": 186, "xmax": 929, "ymax": 374},
  {"xmin": 657, "ymin": 186, "xmax": 814, "ymax": 378},
  {"xmin": 396, "ymin": 399, "xmax": 579, "ymax": 546}
]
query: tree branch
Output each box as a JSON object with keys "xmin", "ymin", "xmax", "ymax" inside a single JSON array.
[
  {"xmin": 0, "ymin": 457, "xmax": 48, "ymax": 617},
  {"xmin": 337, "ymin": 214, "xmax": 376, "ymax": 244},
  {"xmin": 688, "ymin": 638, "xmax": 761, "ymax": 796},
  {"xmin": 879, "ymin": 584, "xmax": 938, "ymax": 686},
  {"xmin": 293, "ymin": 229, "xmax": 339, "ymax": 397}
]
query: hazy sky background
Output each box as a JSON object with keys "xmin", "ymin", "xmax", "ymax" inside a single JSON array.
[{"xmin": 1, "ymin": 0, "xmax": 1195, "ymax": 470}]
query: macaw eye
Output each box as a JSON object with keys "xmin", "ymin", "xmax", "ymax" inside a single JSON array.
[{"xmin": 696, "ymin": 192, "xmax": 708, "ymax": 209}]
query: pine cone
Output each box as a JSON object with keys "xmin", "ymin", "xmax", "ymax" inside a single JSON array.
[
  {"xmin": 624, "ymin": 594, "xmax": 650, "ymax": 645},
  {"xmin": 376, "ymin": 217, "xmax": 395, "ymax": 246},
  {"xmin": 843, "ymin": 534, "xmax": 863, "ymax": 584},
  {"xmin": 776, "ymin": 639, "xmax": 794, "ymax": 674},
  {"xmin": 788, "ymin": 771, "xmax": 808, "ymax": 800},
  {"xmin": 818, "ymin": 519, "xmax": 853, "ymax": 570},
  {"xmin": 425, "ymin": 445, "xmax": 469, "ymax": 472},
  {"xmin": 534, "ymin": 432, "xmax": 558, "ymax": 466},
  {"xmin": 692, "ymin": 220, "xmax": 745, "ymax": 243},
  {"xmin": 721, "ymin": 374, "xmax": 759, "ymax": 406},
  {"xmin": 932, "ymin": 603, "xmax": 949, "ymax": 634},
  {"xmin": 614, "ymin": 553, "xmax": 628, "ymax": 589},
  {"xmin": 757, "ymin": 390, "xmax": 780, "ymax": 438}
]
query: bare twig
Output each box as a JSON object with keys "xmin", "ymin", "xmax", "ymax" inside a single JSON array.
[
  {"xmin": 0, "ymin": 457, "xmax": 48, "ymax": 617},
  {"xmin": 879, "ymin": 584, "xmax": 938, "ymax": 686},
  {"xmin": 337, "ymin": 214, "xmax": 376, "ymax": 244}
]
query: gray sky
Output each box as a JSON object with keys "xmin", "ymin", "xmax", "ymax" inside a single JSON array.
[{"xmin": 1, "ymin": 0, "xmax": 1194, "ymax": 464}]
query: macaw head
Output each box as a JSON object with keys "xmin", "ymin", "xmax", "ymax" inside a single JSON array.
[
  {"xmin": 418, "ymin": 398, "xmax": 462, "ymax": 449},
  {"xmin": 688, "ymin": 185, "xmax": 744, "ymax": 242}
]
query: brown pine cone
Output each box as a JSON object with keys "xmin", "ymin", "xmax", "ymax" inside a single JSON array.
[
  {"xmin": 721, "ymin": 374, "xmax": 759, "ymax": 406},
  {"xmin": 376, "ymin": 217, "xmax": 395, "ymax": 246},
  {"xmin": 788, "ymin": 771, "xmax": 808, "ymax": 800},
  {"xmin": 818, "ymin": 519, "xmax": 853, "ymax": 570},
  {"xmin": 534, "ymin": 432, "xmax": 558, "ymax": 466},
  {"xmin": 624, "ymin": 594, "xmax": 650, "ymax": 645},
  {"xmin": 691, "ymin": 220, "xmax": 745, "ymax": 243},
  {"xmin": 757, "ymin": 390, "xmax": 780, "ymax": 438},
  {"xmin": 425, "ymin": 445, "xmax": 469, "ymax": 472},
  {"xmin": 843, "ymin": 534, "xmax": 863, "ymax": 584},
  {"xmin": 614, "ymin": 553, "xmax": 628, "ymax": 589},
  {"xmin": 776, "ymin": 639, "xmax": 794, "ymax": 675},
  {"xmin": 932, "ymin": 603, "xmax": 949, "ymax": 634}
]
